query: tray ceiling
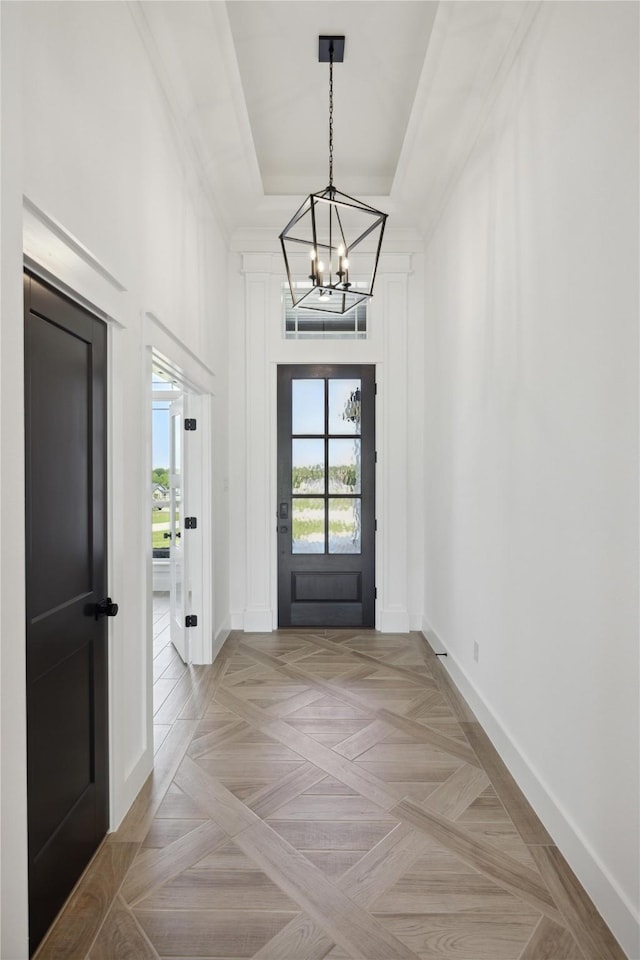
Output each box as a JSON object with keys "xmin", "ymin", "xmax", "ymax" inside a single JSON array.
[{"xmin": 132, "ymin": 1, "xmax": 538, "ymax": 236}]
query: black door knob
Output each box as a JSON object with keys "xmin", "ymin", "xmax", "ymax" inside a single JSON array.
[{"xmin": 95, "ymin": 597, "xmax": 119, "ymax": 620}]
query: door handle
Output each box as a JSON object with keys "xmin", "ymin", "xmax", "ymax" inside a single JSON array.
[
  {"xmin": 279, "ymin": 502, "xmax": 289, "ymax": 519},
  {"xmin": 95, "ymin": 597, "xmax": 119, "ymax": 620}
]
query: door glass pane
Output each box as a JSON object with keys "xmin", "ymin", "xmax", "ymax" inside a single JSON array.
[
  {"xmin": 328, "ymin": 498, "xmax": 361, "ymax": 554},
  {"xmin": 292, "ymin": 439, "xmax": 325, "ymax": 493},
  {"xmin": 292, "ymin": 379, "xmax": 325, "ymax": 434},
  {"xmin": 292, "ymin": 498, "xmax": 325, "ymax": 553},
  {"xmin": 173, "ymin": 488, "xmax": 181, "ymax": 538},
  {"xmin": 329, "ymin": 379, "xmax": 361, "ymax": 434},
  {"xmin": 329, "ymin": 439, "xmax": 361, "ymax": 494},
  {"xmin": 151, "ymin": 400, "xmax": 170, "ymax": 555},
  {"xmin": 172, "ymin": 414, "xmax": 181, "ymax": 472}
]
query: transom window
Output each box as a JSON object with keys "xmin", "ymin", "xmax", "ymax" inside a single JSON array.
[{"xmin": 283, "ymin": 284, "xmax": 367, "ymax": 340}]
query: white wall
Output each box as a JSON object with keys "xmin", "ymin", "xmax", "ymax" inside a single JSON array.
[
  {"xmin": 423, "ymin": 3, "xmax": 639, "ymax": 955},
  {"xmin": 0, "ymin": 6, "xmax": 29, "ymax": 957},
  {"xmin": 0, "ymin": 3, "xmax": 229, "ymax": 955}
]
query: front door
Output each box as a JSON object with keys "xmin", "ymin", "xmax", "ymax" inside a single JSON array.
[
  {"xmin": 24, "ymin": 273, "xmax": 110, "ymax": 954},
  {"xmin": 277, "ymin": 364, "xmax": 375, "ymax": 627}
]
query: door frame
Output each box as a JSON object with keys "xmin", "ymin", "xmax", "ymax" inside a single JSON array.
[
  {"xmin": 168, "ymin": 394, "xmax": 188, "ymax": 661},
  {"xmin": 23, "ymin": 271, "xmax": 110, "ymax": 952},
  {"xmin": 276, "ymin": 363, "xmax": 377, "ymax": 628},
  {"xmin": 144, "ymin": 334, "xmax": 215, "ymax": 669},
  {"xmin": 15, "ymin": 205, "xmax": 219, "ymax": 957},
  {"xmin": 235, "ymin": 255, "xmax": 413, "ymax": 636}
]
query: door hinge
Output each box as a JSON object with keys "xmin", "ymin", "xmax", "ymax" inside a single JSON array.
[
  {"xmin": 375, "ymin": 382, "xmax": 378, "ymax": 395},
  {"xmin": 184, "ymin": 418, "xmax": 197, "ymax": 431},
  {"xmin": 375, "ymin": 518, "xmax": 377, "ymax": 532},
  {"xmin": 375, "ymin": 588, "xmax": 378, "ymax": 599},
  {"xmin": 184, "ymin": 517, "xmax": 198, "ymax": 529},
  {"xmin": 375, "ymin": 451, "xmax": 378, "ymax": 463},
  {"xmin": 185, "ymin": 614, "xmax": 198, "ymax": 628}
]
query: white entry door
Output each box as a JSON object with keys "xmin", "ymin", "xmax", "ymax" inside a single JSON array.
[{"xmin": 169, "ymin": 396, "xmax": 187, "ymax": 661}]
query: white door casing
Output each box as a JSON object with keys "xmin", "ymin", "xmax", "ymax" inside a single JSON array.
[
  {"xmin": 232, "ymin": 250, "xmax": 416, "ymax": 633},
  {"xmin": 169, "ymin": 395, "xmax": 188, "ymax": 661}
]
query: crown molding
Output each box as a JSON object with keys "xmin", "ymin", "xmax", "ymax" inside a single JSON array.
[{"xmin": 232, "ymin": 225, "xmax": 423, "ymax": 256}]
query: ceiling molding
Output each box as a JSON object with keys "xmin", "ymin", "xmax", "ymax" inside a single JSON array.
[
  {"xmin": 392, "ymin": 0, "xmax": 542, "ymax": 241},
  {"xmin": 126, "ymin": 0, "xmax": 231, "ymax": 238},
  {"xmin": 127, "ymin": 1, "xmax": 542, "ymax": 240},
  {"xmin": 231, "ymin": 225, "xmax": 423, "ymax": 255}
]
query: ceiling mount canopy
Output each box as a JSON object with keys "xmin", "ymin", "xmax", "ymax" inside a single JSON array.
[{"xmin": 279, "ymin": 35, "xmax": 388, "ymax": 315}]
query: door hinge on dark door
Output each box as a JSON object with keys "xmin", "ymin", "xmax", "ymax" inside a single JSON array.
[
  {"xmin": 184, "ymin": 517, "xmax": 198, "ymax": 529},
  {"xmin": 185, "ymin": 615, "xmax": 198, "ymax": 627},
  {"xmin": 184, "ymin": 418, "xmax": 197, "ymax": 431},
  {"xmin": 375, "ymin": 588, "xmax": 378, "ymax": 599}
]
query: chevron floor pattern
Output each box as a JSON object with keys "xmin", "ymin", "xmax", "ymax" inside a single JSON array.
[{"xmin": 35, "ymin": 625, "xmax": 627, "ymax": 960}]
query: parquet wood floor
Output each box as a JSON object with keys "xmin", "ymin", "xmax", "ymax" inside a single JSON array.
[{"xmin": 35, "ymin": 626, "xmax": 627, "ymax": 960}]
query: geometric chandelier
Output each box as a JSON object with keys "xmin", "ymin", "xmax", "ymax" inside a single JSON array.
[{"xmin": 279, "ymin": 36, "xmax": 388, "ymax": 315}]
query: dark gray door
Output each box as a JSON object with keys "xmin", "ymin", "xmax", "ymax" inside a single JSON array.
[
  {"xmin": 24, "ymin": 273, "xmax": 110, "ymax": 954},
  {"xmin": 277, "ymin": 364, "xmax": 375, "ymax": 627}
]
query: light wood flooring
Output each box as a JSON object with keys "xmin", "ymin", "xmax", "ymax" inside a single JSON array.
[{"xmin": 35, "ymin": 612, "xmax": 628, "ymax": 959}]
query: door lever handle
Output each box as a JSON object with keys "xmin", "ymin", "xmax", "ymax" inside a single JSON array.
[{"xmin": 95, "ymin": 597, "xmax": 119, "ymax": 620}]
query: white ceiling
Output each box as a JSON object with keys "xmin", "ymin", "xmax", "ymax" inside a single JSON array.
[
  {"xmin": 226, "ymin": 2, "xmax": 438, "ymax": 197},
  {"xmin": 133, "ymin": 0, "xmax": 540, "ymax": 240}
]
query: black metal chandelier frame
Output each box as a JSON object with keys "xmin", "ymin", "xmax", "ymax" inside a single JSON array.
[{"xmin": 279, "ymin": 36, "xmax": 388, "ymax": 316}]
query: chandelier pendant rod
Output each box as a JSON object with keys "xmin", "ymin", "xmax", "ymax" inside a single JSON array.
[
  {"xmin": 328, "ymin": 42, "xmax": 334, "ymax": 189},
  {"xmin": 328, "ymin": 43, "xmax": 334, "ymax": 285}
]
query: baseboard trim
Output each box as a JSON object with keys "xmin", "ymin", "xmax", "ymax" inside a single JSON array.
[
  {"xmin": 420, "ymin": 620, "xmax": 640, "ymax": 959},
  {"xmin": 212, "ymin": 625, "xmax": 231, "ymax": 661},
  {"xmin": 378, "ymin": 608, "xmax": 411, "ymax": 633},
  {"xmin": 111, "ymin": 746, "xmax": 152, "ymax": 832},
  {"xmin": 243, "ymin": 609, "xmax": 273, "ymax": 633}
]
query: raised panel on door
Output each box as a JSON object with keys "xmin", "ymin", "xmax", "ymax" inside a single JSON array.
[
  {"xmin": 277, "ymin": 364, "xmax": 375, "ymax": 628},
  {"xmin": 24, "ymin": 273, "xmax": 109, "ymax": 955}
]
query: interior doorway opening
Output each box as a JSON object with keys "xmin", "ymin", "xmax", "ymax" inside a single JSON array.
[
  {"xmin": 151, "ymin": 370, "xmax": 189, "ymax": 663},
  {"xmin": 149, "ymin": 358, "xmax": 213, "ymax": 719}
]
